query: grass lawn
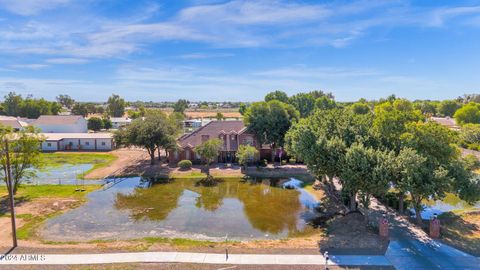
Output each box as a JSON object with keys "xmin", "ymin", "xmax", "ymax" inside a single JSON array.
[
  {"xmin": 439, "ymin": 210, "xmax": 480, "ymax": 256},
  {"xmin": 0, "ymin": 184, "xmax": 101, "ymax": 240},
  {"xmin": 40, "ymin": 152, "xmax": 117, "ymax": 179}
]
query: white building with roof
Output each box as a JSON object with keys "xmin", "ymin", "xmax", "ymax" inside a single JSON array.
[
  {"xmin": 41, "ymin": 133, "xmax": 114, "ymax": 151},
  {"xmin": 32, "ymin": 115, "xmax": 87, "ymax": 133},
  {"xmin": 0, "ymin": 116, "xmax": 29, "ymax": 131},
  {"xmin": 110, "ymin": 117, "xmax": 132, "ymax": 129}
]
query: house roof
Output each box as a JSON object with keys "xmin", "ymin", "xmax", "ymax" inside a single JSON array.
[
  {"xmin": 110, "ymin": 117, "xmax": 132, "ymax": 123},
  {"xmin": 41, "ymin": 132, "xmax": 113, "ymax": 141},
  {"xmin": 33, "ymin": 115, "xmax": 84, "ymax": 125},
  {"xmin": 430, "ymin": 117, "xmax": 459, "ymax": 129},
  {"xmin": 0, "ymin": 116, "xmax": 29, "ymax": 129},
  {"xmin": 178, "ymin": 120, "xmax": 247, "ymax": 148}
]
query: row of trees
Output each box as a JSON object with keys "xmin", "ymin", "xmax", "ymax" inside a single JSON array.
[
  {"xmin": 285, "ymin": 98, "xmax": 480, "ymax": 224},
  {"xmin": 1, "ymin": 92, "xmax": 62, "ymax": 118}
]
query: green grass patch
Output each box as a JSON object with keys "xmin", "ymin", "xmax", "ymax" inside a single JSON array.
[
  {"xmin": 39, "ymin": 153, "xmax": 117, "ymax": 179},
  {"xmin": 17, "ymin": 212, "xmax": 64, "ymax": 240},
  {"xmin": 140, "ymin": 236, "xmax": 222, "ymax": 247},
  {"xmin": 14, "ymin": 185, "xmax": 100, "ymax": 200}
]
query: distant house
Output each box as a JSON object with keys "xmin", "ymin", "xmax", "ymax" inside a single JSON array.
[
  {"xmin": 0, "ymin": 116, "xmax": 29, "ymax": 131},
  {"xmin": 110, "ymin": 117, "xmax": 132, "ymax": 129},
  {"xmin": 32, "ymin": 115, "xmax": 88, "ymax": 133},
  {"xmin": 430, "ymin": 117, "xmax": 460, "ymax": 131},
  {"xmin": 169, "ymin": 120, "xmax": 271, "ymax": 164},
  {"xmin": 40, "ymin": 133, "xmax": 114, "ymax": 151}
]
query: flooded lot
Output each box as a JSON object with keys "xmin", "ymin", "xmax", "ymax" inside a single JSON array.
[{"xmin": 41, "ymin": 177, "xmax": 320, "ymax": 242}]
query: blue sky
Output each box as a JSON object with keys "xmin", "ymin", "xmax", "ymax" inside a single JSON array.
[{"xmin": 0, "ymin": 0, "xmax": 479, "ymax": 102}]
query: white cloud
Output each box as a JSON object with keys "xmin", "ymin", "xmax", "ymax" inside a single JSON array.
[
  {"xmin": 45, "ymin": 58, "xmax": 89, "ymax": 64},
  {"xmin": 0, "ymin": 1, "xmax": 480, "ymax": 59},
  {"xmin": 178, "ymin": 53, "xmax": 234, "ymax": 59},
  {"xmin": 0, "ymin": 0, "xmax": 72, "ymax": 16},
  {"xmin": 9, "ymin": 64, "xmax": 48, "ymax": 69}
]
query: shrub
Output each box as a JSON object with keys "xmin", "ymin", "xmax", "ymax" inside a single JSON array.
[{"xmin": 178, "ymin": 160, "xmax": 192, "ymax": 170}]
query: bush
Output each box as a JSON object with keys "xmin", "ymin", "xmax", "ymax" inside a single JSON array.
[{"xmin": 178, "ymin": 160, "xmax": 192, "ymax": 170}]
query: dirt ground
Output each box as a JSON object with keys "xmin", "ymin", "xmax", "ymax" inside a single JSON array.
[{"xmin": 438, "ymin": 210, "xmax": 480, "ymax": 256}]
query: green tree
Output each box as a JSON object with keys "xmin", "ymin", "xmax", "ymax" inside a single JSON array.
[
  {"xmin": 216, "ymin": 112, "xmax": 225, "ymax": 121},
  {"xmin": 372, "ymin": 100, "xmax": 424, "ymax": 152},
  {"xmin": 239, "ymin": 103, "xmax": 248, "ymax": 115},
  {"xmin": 315, "ymin": 96, "xmax": 337, "ymax": 110},
  {"xmin": 3, "ymin": 92, "xmax": 23, "ymax": 116},
  {"xmin": 244, "ymin": 100, "xmax": 299, "ymax": 162},
  {"xmin": 340, "ymin": 143, "xmax": 390, "ymax": 212},
  {"xmin": 454, "ymin": 102, "xmax": 480, "ymax": 125},
  {"xmin": 103, "ymin": 117, "xmax": 112, "ymax": 130},
  {"xmin": 438, "ymin": 100, "xmax": 461, "ymax": 117},
  {"xmin": 264, "ymin": 90, "xmax": 289, "ymax": 103},
  {"xmin": 194, "ymin": 138, "xmax": 223, "ymax": 176},
  {"xmin": 173, "ymin": 99, "xmax": 189, "ymax": 114},
  {"xmin": 114, "ymin": 112, "xmax": 177, "ymax": 165},
  {"xmin": 400, "ymin": 122, "xmax": 459, "ymax": 224},
  {"xmin": 236, "ymin": 145, "xmax": 259, "ymax": 170},
  {"xmin": 107, "ymin": 94, "xmax": 126, "ymax": 117},
  {"xmin": 87, "ymin": 117, "xmax": 104, "ymax": 131},
  {"xmin": 350, "ymin": 102, "xmax": 370, "ymax": 115},
  {"xmin": 71, "ymin": 103, "xmax": 88, "ymax": 117},
  {"xmin": 0, "ymin": 126, "xmax": 43, "ymax": 194},
  {"xmin": 414, "ymin": 101, "xmax": 437, "ymax": 115},
  {"xmin": 459, "ymin": 124, "xmax": 480, "ymax": 149},
  {"xmin": 56, "ymin": 94, "xmax": 75, "ymax": 109},
  {"xmin": 288, "ymin": 93, "xmax": 316, "ymax": 118}
]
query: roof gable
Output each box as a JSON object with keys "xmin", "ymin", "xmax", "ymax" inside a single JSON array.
[
  {"xmin": 33, "ymin": 115, "xmax": 84, "ymax": 125},
  {"xmin": 178, "ymin": 120, "xmax": 246, "ymax": 148}
]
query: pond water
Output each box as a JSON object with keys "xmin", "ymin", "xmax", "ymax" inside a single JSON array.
[
  {"xmin": 411, "ymin": 193, "xmax": 480, "ymax": 220},
  {"xmin": 41, "ymin": 177, "xmax": 320, "ymax": 242},
  {"xmin": 0, "ymin": 164, "xmax": 104, "ymax": 186}
]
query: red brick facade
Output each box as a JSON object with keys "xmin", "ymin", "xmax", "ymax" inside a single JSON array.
[{"xmin": 168, "ymin": 120, "xmax": 269, "ymax": 165}]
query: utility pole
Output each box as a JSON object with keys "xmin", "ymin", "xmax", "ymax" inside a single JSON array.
[{"xmin": 5, "ymin": 139, "xmax": 17, "ymax": 248}]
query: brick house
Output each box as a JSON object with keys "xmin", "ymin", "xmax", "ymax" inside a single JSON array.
[{"xmin": 169, "ymin": 120, "xmax": 271, "ymax": 164}]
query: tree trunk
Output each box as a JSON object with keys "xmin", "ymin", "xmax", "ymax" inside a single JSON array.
[
  {"xmin": 205, "ymin": 164, "xmax": 210, "ymax": 176},
  {"xmin": 148, "ymin": 149, "xmax": 155, "ymax": 165},
  {"xmin": 157, "ymin": 147, "xmax": 162, "ymax": 161},
  {"xmin": 350, "ymin": 192, "xmax": 357, "ymax": 211},
  {"xmin": 398, "ymin": 193, "xmax": 405, "ymax": 214},
  {"xmin": 415, "ymin": 207, "xmax": 423, "ymax": 225},
  {"xmin": 270, "ymin": 143, "xmax": 276, "ymax": 164}
]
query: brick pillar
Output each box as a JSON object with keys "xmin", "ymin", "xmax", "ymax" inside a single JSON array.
[
  {"xmin": 430, "ymin": 215, "xmax": 441, "ymax": 238},
  {"xmin": 379, "ymin": 214, "xmax": 389, "ymax": 238}
]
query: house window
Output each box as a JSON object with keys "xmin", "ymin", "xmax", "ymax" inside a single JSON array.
[
  {"xmin": 101, "ymin": 142, "xmax": 106, "ymax": 146},
  {"xmin": 47, "ymin": 143, "xmax": 52, "ymax": 147},
  {"xmin": 245, "ymin": 136, "xmax": 254, "ymax": 146},
  {"xmin": 85, "ymin": 142, "xmax": 90, "ymax": 146}
]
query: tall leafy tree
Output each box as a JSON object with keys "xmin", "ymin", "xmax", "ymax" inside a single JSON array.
[
  {"xmin": 454, "ymin": 102, "xmax": 480, "ymax": 125},
  {"xmin": 244, "ymin": 100, "xmax": 299, "ymax": 162},
  {"xmin": 71, "ymin": 103, "xmax": 88, "ymax": 117},
  {"xmin": 56, "ymin": 94, "xmax": 75, "ymax": 109},
  {"xmin": 288, "ymin": 93, "xmax": 316, "ymax": 118},
  {"xmin": 3, "ymin": 92, "xmax": 23, "ymax": 116},
  {"xmin": 173, "ymin": 99, "xmax": 189, "ymax": 114},
  {"xmin": 194, "ymin": 138, "xmax": 223, "ymax": 176},
  {"xmin": 107, "ymin": 94, "xmax": 126, "ymax": 117},
  {"xmin": 438, "ymin": 100, "xmax": 461, "ymax": 117},
  {"xmin": 264, "ymin": 90, "xmax": 289, "ymax": 103},
  {"xmin": 87, "ymin": 117, "xmax": 104, "ymax": 131},
  {"xmin": 0, "ymin": 126, "xmax": 43, "ymax": 194},
  {"xmin": 315, "ymin": 96, "xmax": 337, "ymax": 110}
]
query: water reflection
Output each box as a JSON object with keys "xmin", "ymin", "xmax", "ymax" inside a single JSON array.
[
  {"xmin": 42, "ymin": 176, "xmax": 319, "ymax": 242},
  {"xmin": 410, "ymin": 193, "xmax": 480, "ymax": 219}
]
